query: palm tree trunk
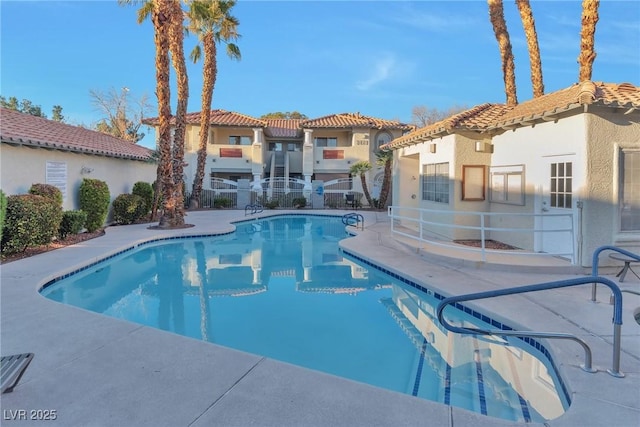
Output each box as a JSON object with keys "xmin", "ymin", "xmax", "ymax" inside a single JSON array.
[
  {"xmin": 488, "ymin": 0, "xmax": 518, "ymax": 106},
  {"xmin": 152, "ymin": 1, "xmax": 175, "ymax": 229},
  {"xmin": 191, "ymin": 33, "xmax": 218, "ymax": 208},
  {"xmin": 167, "ymin": 0, "xmax": 187, "ymax": 226},
  {"xmin": 516, "ymin": 0, "xmax": 544, "ymax": 97},
  {"xmin": 578, "ymin": 0, "xmax": 599, "ymax": 82},
  {"xmin": 377, "ymin": 159, "xmax": 392, "ymax": 209},
  {"xmin": 360, "ymin": 174, "xmax": 374, "ymax": 208}
]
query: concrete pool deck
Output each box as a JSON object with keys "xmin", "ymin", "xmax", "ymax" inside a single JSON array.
[{"xmin": 1, "ymin": 210, "xmax": 638, "ymax": 426}]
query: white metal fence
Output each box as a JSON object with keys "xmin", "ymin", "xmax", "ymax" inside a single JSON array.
[{"xmin": 388, "ymin": 206, "xmax": 575, "ymax": 263}]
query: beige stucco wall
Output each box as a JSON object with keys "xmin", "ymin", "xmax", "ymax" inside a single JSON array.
[
  {"xmin": 583, "ymin": 109, "xmax": 640, "ymax": 263},
  {"xmin": 0, "ymin": 144, "xmax": 157, "ymax": 215}
]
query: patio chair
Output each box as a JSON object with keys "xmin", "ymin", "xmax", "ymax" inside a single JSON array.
[
  {"xmin": 345, "ymin": 193, "xmax": 358, "ymax": 210},
  {"xmin": 1, "ymin": 353, "xmax": 34, "ymax": 393}
]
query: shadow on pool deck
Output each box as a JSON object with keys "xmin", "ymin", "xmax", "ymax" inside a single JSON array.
[{"xmin": 1, "ymin": 210, "xmax": 639, "ymax": 426}]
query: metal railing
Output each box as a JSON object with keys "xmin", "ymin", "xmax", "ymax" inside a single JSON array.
[
  {"xmin": 590, "ymin": 245, "xmax": 640, "ymax": 302},
  {"xmin": 244, "ymin": 204, "xmax": 263, "ymax": 216},
  {"xmin": 342, "ymin": 213, "xmax": 364, "ymax": 230},
  {"xmin": 436, "ymin": 276, "xmax": 624, "ymax": 377},
  {"xmin": 388, "ymin": 206, "xmax": 575, "ymax": 263}
]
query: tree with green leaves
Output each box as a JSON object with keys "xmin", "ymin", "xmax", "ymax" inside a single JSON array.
[
  {"xmin": 260, "ymin": 111, "xmax": 308, "ymax": 120},
  {"xmin": 349, "ymin": 161, "xmax": 374, "ymax": 208},
  {"xmin": 0, "ymin": 96, "xmax": 63, "ymax": 120},
  {"xmin": 52, "ymin": 105, "xmax": 65, "ymax": 122},
  {"xmin": 188, "ymin": 0, "xmax": 241, "ymax": 209},
  {"xmin": 119, "ymin": 0, "xmax": 182, "ymax": 228}
]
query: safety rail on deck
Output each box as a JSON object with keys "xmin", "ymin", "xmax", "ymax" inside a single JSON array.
[
  {"xmin": 436, "ymin": 276, "xmax": 624, "ymax": 378},
  {"xmin": 342, "ymin": 213, "xmax": 364, "ymax": 230},
  {"xmin": 590, "ymin": 245, "xmax": 640, "ymax": 302},
  {"xmin": 388, "ymin": 206, "xmax": 575, "ymax": 263},
  {"xmin": 244, "ymin": 203, "xmax": 263, "ymax": 216}
]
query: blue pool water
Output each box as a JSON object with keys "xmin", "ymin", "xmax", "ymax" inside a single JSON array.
[{"xmin": 41, "ymin": 215, "xmax": 569, "ymax": 422}]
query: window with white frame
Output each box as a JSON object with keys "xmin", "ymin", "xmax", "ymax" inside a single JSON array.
[
  {"xmin": 621, "ymin": 149, "xmax": 640, "ymax": 231},
  {"xmin": 228, "ymin": 136, "xmax": 252, "ymax": 145},
  {"xmin": 489, "ymin": 165, "xmax": 525, "ymax": 205},
  {"xmin": 314, "ymin": 137, "xmax": 337, "ymax": 147},
  {"xmin": 422, "ymin": 162, "xmax": 449, "ymax": 203},
  {"xmin": 550, "ymin": 162, "xmax": 572, "ymax": 208}
]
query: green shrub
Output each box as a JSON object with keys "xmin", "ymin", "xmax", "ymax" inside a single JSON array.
[
  {"xmin": 29, "ymin": 183, "xmax": 63, "ymax": 233},
  {"xmin": 29, "ymin": 183, "xmax": 63, "ymax": 207},
  {"xmin": 112, "ymin": 194, "xmax": 147, "ymax": 225},
  {"xmin": 2, "ymin": 194, "xmax": 61, "ymax": 253},
  {"xmin": 292, "ymin": 197, "xmax": 307, "ymax": 208},
  {"xmin": 264, "ymin": 199, "xmax": 279, "ymax": 209},
  {"xmin": 213, "ymin": 197, "xmax": 232, "ymax": 209},
  {"xmin": 59, "ymin": 210, "xmax": 87, "ymax": 239},
  {"xmin": 79, "ymin": 178, "xmax": 110, "ymax": 232},
  {"xmin": 0, "ymin": 190, "xmax": 7, "ymax": 243},
  {"xmin": 132, "ymin": 181, "xmax": 153, "ymax": 215}
]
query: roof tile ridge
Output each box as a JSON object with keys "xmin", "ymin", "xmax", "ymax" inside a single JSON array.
[{"xmin": 577, "ymin": 80, "xmax": 597, "ymax": 104}]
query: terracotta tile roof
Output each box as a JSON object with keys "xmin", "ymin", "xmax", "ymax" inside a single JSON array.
[
  {"xmin": 300, "ymin": 112, "xmax": 413, "ymax": 131},
  {"xmin": 143, "ymin": 109, "xmax": 266, "ymax": 127},
  {"xmin": 384, "ymin": 81, "xmax": 640, "ymax": 150},
  {"xmin": 489, "ymin": 81, "xmax": 640, "ymax": 129},
  {"xmin": 264, "ymin": 119, "xmax": 304, "ymax": 138},
  {"xmin": 384, "ymin": 104, "xmax": 511, "ymax": 149},
  {"xmin": 1, "ymin": 108, "xmax": 154, "ymax": 161}
]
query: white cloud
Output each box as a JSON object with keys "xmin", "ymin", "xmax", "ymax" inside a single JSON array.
[{"xmin": 356, "ymin": 55, "xmax": 396, "ymax": 91}]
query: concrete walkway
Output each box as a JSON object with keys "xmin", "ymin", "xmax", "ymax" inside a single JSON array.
[{"xmin": 1, "ymin": 210, "xmax": 638, "ymax": 426}]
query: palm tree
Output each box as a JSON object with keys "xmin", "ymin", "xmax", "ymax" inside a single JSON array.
[
  {"xmin": 487, "ymin": 0, "xmax": 517, "ymax": 106},
  {"xmin": 349, "ymin": 161, "xmax": 374, "ymax": 208},
  {"xmin": 578, "ymin": 0, "xmax": 600, "ymax": 82},
  {"xmin": 515, "ymin": 0, "xmax": 544, "ymax": 97},
  {"xmin": 188, "ymin": 0, "xmax": 241, "ymax": 209},
  {"xmin": 120, "ymin": 0, "xmax": 176, "ymax": 228},
  {"xmin": 375, "ymin": 149, "xmax": 393, "ymax": 210}
]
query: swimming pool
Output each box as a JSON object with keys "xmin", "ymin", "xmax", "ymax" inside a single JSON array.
[{"xmin": 41, "ymin": 215, "xmax": 569, "ymax": 422}]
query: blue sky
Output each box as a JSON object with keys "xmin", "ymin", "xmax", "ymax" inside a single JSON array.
[{"xmin": 2, "ymin": 0, "xmax": 639, "ymax": 149}]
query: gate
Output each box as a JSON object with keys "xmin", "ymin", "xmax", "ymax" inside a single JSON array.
[{"xmin": 251, "ymin": 177, "xmax": 308, "ymax": 208}]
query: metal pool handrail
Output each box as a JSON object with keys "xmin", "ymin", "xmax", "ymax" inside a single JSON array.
[
  {"xmin": 342, "ymin": 213, "xmax": 364, "ymax": 230},
  {"xmin": 436, "ymin": 276, "xmax": 625, "ymax": 378},
  {"xmin": 591, "ymin": 245, "xmax": 640, "ymax": 302},
  {"xmin": 244, "ymin": 204, "xmax": 264, "ymax": 216}
]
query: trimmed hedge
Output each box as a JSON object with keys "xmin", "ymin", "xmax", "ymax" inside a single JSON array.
[
  {"xmin": 2, "ymin": 194, "xmax": 61, "ymax": 253},
  {"xmin": 0, "ymin": 190, "xmax": 6, "ymax": 243},
  {"xmin": 29, "ymin": 183, "xmax": 63, "ymax": 207},
  {"xmin": 59, "ymin": 210, "xmax": 87, "ymax": 239},
  {"xmin": 132, "ymin": 181, "xmax": 153, "ymax": 215},
  {"xmin": 79, "ymin": 178, "xmax": 110, "ymax": 232},
  {"xmin": 112, "ymin": 194, "xmax": 146, "ymax": 225}
]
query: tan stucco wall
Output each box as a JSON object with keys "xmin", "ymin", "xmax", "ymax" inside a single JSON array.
[
  {"xmin": 0, "ymin": 144, "xmax": 157, "ymax": 214},
  {"xmin": 583, "ymin": 109, "xmax": 640, "ymax": 262}
]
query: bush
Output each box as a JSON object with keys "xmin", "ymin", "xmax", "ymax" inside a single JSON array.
[
  {"xmin": 213, "ymin": 197, "xmax": 232, "ymax": 209},
  {"xmin": 2, "ymin": 194, "xmax": 61, "ymax": 253},
  {"xmin": 59, "ymin": 210, "xmax": 87, "ymax": 239},
  {"xmin": 29, "ymin": 183, "xmax": 63, "ymax": 207},
  {"xmin": 29, "ymin": 183, "xmax": 63, "ymax": 233},
  {"xmin": 79, "ymin": 178, "xmax": 110, "ymax": 232},
  {"xmin": 0, "ymin": 190, "xmax": 6, "ymax": 243},
  {"xmin": 132, "ymin": 181, "xmax": 154, "ymax": 215},
  {"xmin": 264, "ymin": 199, "xmax": 279, "ymax": 209},
  {"xmin": 292, "ymin": 197, "xmax": 307, "ymax": 208},
  {"xmin": 112, "ymin": 194, "xmax": 147, "ymax": 225}
]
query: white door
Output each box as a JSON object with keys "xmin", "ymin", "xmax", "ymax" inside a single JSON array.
[{"xmin": 539, "ymin": 157, "xmax": 576, "ymax": 261}]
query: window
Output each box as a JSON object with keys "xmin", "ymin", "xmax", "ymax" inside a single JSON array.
[
  {"xmin": 461, "ymin": 165, "xmax": 485, "ymax": 201},
  {"xmin": 490, "ymin": 165, "xmax": 525, "ymax": 205},
  {"xmin": 621, "ymin": 150, "xmax": 640, "ymax": 231},
  {"xmin": 323, "ymin": 150, "xmax": 344, "ymax": 159},
  {"xmin": 421, "ymin": 162, "xmax": 449, "ymax": 203},
  {"xmin": 550, "ymin": 162, "xmax": 572, "ymax": 208},
  {"xmin": 315, "ymin": 137, "xmax": 337, "ymax": 147},
  {"xmin": 376, "ymin": 131, "xmax": 392, "ymax": 149},
  {"xmin": 228, "ymin": 136, "xmax": 251, "ymax": 145}
]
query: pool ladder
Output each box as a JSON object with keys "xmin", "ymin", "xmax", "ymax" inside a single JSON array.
[
  {"xmin": 436, "ymin": 275, "xmax": 625, "ymax": 378},
  {"xmin": 342, "ymin": 213, "xmax": 364, "ymax": 230},
  {"xmin": 245, "ymin": 203, "xmax": 263, "ymax": 216}
]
